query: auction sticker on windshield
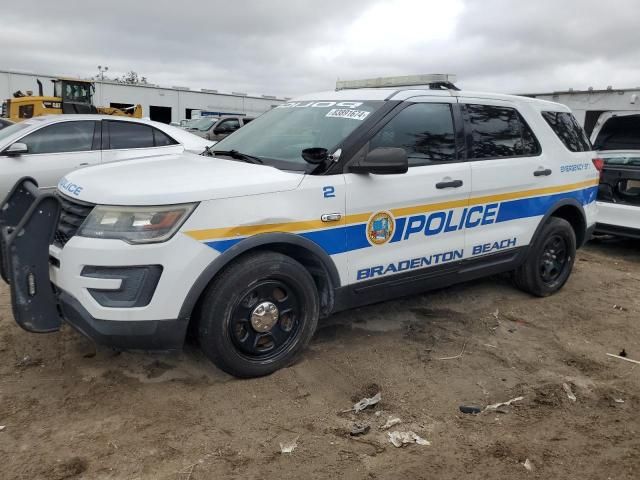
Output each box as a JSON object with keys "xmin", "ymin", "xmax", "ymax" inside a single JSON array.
[{"xmin": 326, "ymin": 109, "xmax": 370, "ymax": 121}]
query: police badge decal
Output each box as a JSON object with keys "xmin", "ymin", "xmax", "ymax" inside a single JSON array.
[{"xmin": 367, "ymin": 211, "xmax": 394, "ymax": 245}]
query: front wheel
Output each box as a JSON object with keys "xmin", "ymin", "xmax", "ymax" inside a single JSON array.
[
  {"xmin": 197, "ymin": 251, "xmax": 319, "ymax": 378},
  {"xmin": 513, "ymin": 217, "xmax": 577, "ymax": 297}
]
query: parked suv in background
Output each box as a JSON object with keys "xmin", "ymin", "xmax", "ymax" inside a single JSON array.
[
  {"xmin": 186, "ymin": 115, "xmax": 254, "ymax": 141},
  {"xmin": 0, "ymin": 115, "xmax": 213, "ymax": 197},
  {"xmin": 590, "ymin": 112, "xmax": 640, "ymax": 238},
  {"xmin": 0, "ymin": 75, "xmax": 599, "ymax": 378}
]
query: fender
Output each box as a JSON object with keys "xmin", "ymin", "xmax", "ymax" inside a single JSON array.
[
  {"xmin": 530, "ymin": 198, "xmax": 588, "ymax": 248},
  {"xmin": 178, "ymin": 232, "xmax": 341, "ymax": 321}
]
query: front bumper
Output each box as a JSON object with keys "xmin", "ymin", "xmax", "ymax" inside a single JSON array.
[
  {"xmin": 59, "ymin": 290, "xmax": 187, "ymax": 350},
  {"xmin": 0, "ymin": 178, "xmax": 188, "ymax": 350}
]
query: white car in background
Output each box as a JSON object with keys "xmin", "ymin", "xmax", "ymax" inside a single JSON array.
[
  {"xmin": 0, "ymin": 115, "xmax": 213, "ymax": 196},
  {"xmin": 591, "ymin": 111, "xmax": 640, "ymax": 238}
]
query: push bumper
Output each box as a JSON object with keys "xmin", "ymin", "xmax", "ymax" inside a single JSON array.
[
  {"xmin": 0, "ymin": 177, "xmax": 63, "ymax": 333},
  {"xmin": 0, "ymin": 178, "xmax": 187, "ymax": 350}
]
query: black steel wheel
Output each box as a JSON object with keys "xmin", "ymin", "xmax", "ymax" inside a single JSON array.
[
  {"xmin": 514, "ymin": 216, "xmax": 576, "ymax": 297},
  {"xmin": 539, "ymin": 234, "xmax": 569, "ymax": 284},
  {"xmin": 197, "ymin": 251, "xmax": 319, "ymax": 378},
  {"xmin": 230, "ymin": 280, "xmax": 301, "ymax": 360}
]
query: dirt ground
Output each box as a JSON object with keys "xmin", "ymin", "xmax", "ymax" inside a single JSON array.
[{"xmin": 1, "ymin": 238, "xmax": 639, "ymax": 480}]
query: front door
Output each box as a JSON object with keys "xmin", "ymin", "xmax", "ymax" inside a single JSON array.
[
  {"xmin": 1, "ymin": 120, "xmax": 101, "ymax": 193},
  {"xmin": 345, "ymin": 98, "xmax": 471, "ymax": 286}
]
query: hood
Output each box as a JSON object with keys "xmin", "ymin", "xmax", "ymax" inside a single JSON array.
[
  {"xmin": 186, "ymin": 129, "xmax": 207, "ymax": 138},
  {"xmin": 58, "ymin": 152, "xmax": 305, "ymax": 205}
]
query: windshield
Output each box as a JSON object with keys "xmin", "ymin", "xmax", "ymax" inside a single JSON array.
[
  {"xmin": 212, "ymin": 100, "xmax": 384, "ymax": 169},
  {"xmin": 0, "ymin": 121, "xmax": 30, "ymax": 143},
  {"xmin": 189, "ymin": 118, "xmax": 217, "ymax": 131},
  {"xmin": 59, "ymin": 81, "xmax": 93, "ymax": 104}
]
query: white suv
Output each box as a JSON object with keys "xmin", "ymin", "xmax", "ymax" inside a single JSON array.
[
  {"xmin": 0, "ymin": 75, "xmax": 599, "ymax": 378},
  {"xmin": 590, "ymin": 112, "xmax": 640, "ymax": 238}
]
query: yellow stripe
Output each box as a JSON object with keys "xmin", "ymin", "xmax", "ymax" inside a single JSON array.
[
  {"xmin": 185, "ymin": 178, "xmax": 599, "ymax": 241},
  {"xmin": 184, "ymin": 218, "xmax": 332, "ymax": 241}
]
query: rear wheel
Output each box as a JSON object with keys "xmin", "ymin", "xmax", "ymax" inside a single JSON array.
[
  {"xmin": 197, "ymin": 251, "xmax": 319, "ymax": 378},
  {"xmin": 514, "ymin": 217, "xmax": 576, "ymax": 297}
]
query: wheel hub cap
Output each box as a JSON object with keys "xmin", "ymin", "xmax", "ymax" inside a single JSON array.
[{"xmin": 250, "ymin": 301, "xmax": 279, "ymax": 332}]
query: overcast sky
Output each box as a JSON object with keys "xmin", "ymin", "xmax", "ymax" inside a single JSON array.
[{"xmin": 3, "ymin": 0, "xmax": 640, "ymax": 98}]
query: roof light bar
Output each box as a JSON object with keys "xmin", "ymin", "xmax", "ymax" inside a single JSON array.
[{"xmin": 336, "ymin": 74, "xmax": 458, "ymax": 91}]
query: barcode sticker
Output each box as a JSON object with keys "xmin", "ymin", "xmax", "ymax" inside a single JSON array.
[{"xmin": 325, "ymin": 109, "xmax": 370, "ymax": 121}]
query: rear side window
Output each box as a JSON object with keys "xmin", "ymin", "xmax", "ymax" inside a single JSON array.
[
  {"xmin": 465, "ymin": 104, "xmax": 540, "ymax": 159},
  {"xmin": 369, "ymin": 103, "xmax": 457, "ymax": 166},
  {"xmin": 541, "ymin": 111, "xmax": 591, "ymax": 152},
  {"xmin": 152, "ymin": 128, "xmax": 178, "ymax": 147},
  {"xmin": 593, "ymin": 115, "xmax": 640, "ymax": 151},
  {"xmin": 19, "ymin": 121, "xmax": 97, "ymax": 154},
  {"xmin": 107, "ymin": 121, "xmax": 155, "ymax": 149}
]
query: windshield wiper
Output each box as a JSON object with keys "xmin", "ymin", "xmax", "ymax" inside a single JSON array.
[{"xmin": 210, "ymin": 149, "xmax": 264, "ymax": 164}]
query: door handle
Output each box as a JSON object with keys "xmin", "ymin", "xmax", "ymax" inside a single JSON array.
[
  {"xmin": 436, "ymin": 179, "xmax": 463, "ymax": 189},
  {"xmin": 533, "ymin": 168, "xmax": 552, "ymax": 177},
  {"xmin": 321, "ymin": 213, "xmax": 342, "ymax": 222},
  {"xmin": 77, "ymin": 162, "xmax": 89, "ymax": 167}
]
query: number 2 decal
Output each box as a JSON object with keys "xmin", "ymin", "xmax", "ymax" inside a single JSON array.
[{"xmin": 323, "ymin": 186, "xmax": 336, "ymax": 198}]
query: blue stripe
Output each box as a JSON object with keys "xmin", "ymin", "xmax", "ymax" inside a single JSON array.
[
  {"xmin": 497, "ymin": 186, "xmax": 597, "ymax": 223},
  {"xmin": 203, "ymin": 186, "xmax": 597, "ymax": 254}
]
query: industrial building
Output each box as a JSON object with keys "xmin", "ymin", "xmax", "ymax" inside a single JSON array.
[
  {"xmin": 0, "ymin": 69, "xmax": 286, "ymax": 124},
  {"xmin": 525, "ymin": 86, "xmax": 640, "ymax": 136}
]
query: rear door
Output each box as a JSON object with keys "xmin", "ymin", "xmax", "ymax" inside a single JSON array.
[
  {"xmin": 101, "ymin": 120, "xmax": 182, "ymax": 164},
  {"xmin": 345, "ymin": 97, "xmax": 470, "ymax": 286},
  {"xmin": 1, "ymin": 120, "xmax": 100, "ymax": 191},
  {"xmin": 459, "ymin": 99, "xmax": 550, "ymax": 258}
]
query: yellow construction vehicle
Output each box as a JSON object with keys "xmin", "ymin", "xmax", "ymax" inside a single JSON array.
[{"xmin": 2, "ymin": 78, "xmax": 142, "ymax": 122}]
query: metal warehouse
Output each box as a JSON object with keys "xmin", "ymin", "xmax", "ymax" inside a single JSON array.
[
  {"xmin": 525, "ymin": 86, "xmax": 640, "ymax": 136},
  {"xmin": 0, "ymin": 69, "xmax": 286, "ymax": 124}
]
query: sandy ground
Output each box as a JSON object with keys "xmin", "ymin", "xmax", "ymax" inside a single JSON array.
[{"xmin": 0, "ymin": 237, "xmax": 639, "ymax": 480}]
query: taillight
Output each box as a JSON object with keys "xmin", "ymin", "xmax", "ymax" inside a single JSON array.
[{"xmin": 592, "ymin": 158, "xmax": 604, "ymax": 172}]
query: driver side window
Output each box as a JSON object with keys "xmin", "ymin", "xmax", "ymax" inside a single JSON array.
[
  {"xmin": 370, "ymin": 103, "xmax": 457, "ymax": 167},
  {"xmin": 217, "ymin": 118, "xmax": 240, "ymax": 132},
  {"xmin": 19, "ymin": 121, "xmax": 97, "ymax": 154}
]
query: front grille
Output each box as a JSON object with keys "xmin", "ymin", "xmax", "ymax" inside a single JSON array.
[{"xmin": 54, "ymin": 194, "xmax": 94, "ymax": 247}]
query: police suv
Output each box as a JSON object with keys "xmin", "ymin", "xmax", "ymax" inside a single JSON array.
[{"xmin": 0, "ymin": 75, "xmax": 599, "ymax": 378}]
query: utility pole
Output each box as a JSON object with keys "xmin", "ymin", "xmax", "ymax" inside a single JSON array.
[{"xmin": 97, "ymin": 65, "xmax": 108, "ymax": 106}]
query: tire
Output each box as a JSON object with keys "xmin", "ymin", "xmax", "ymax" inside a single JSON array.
[
  {"xmin": 513, "ymin": 217, "xmax": 576, "ymax": 297},
  {"xmin": 197, "ymin": 251, "xmax": 319, "ymax": 378}
]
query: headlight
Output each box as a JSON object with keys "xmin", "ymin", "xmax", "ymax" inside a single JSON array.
[{"xmin": 77, "ymin": 204, "xmax": 196, "ymax": 244}]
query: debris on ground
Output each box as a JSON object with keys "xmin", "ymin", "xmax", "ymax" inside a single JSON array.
[
  {"xmin": 459, "ymin": 405, "xmax": 482, "ymax": 414},
  {"xmin": 279, "ymin": 436, "xmax": 299, "ymax": 454},
  {"xmin": 606, "ymin": 353, "xmax": 640, "ymax": 365},
  {"xmin": 0, "ymin": 426, "xmax": 5, "ymax": 432},
  {"xmin": 485, "ymin": 396, "xmax": 524, "ymax": 411},
  {"xmin": 380, "ymin": 417, "xmax": 402, "ymax": 430},
  {"xmin": 614, "ymin": 398, "xmax": 625, "ymax": 404},
  {"xmin": 15, "ymin": 355, "xmax": 42, "ymax": 368},
  {"xmin": 619, "ymin": 349, "xmax": 627, "ymax": 357},
  {"xmin": 562, "ymin": 383, "xmax": 577, "ymax": 402},
  {"xmin": 436, "ymin": 341, "xmax": 467, "ymax": 360},
  {"xmin": 523, "ymin": 458, "xmax": 533, "ymax": 471},
  {"xmin": 613, "ymin": 305, "xmax": 627, "ymax": 311},
  {"xmin": 349, "ymin": 423, "xmax": 370, "ymax": 436},
  {"xmin": 346, "ymin": 392, "xmax": 382, "ymax": 413},
  {"xmin": 387, "ymin": 431, "xmax": 430, "ymax": 448}
]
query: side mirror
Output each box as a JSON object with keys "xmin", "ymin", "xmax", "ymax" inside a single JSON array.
[
  {"xmin": 349, "ymin": 147, "xmax": 408, "ymax": 174},
  {"xmin": 4, "ymin": 142, "xmax": 28, "ymax": 156}
]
